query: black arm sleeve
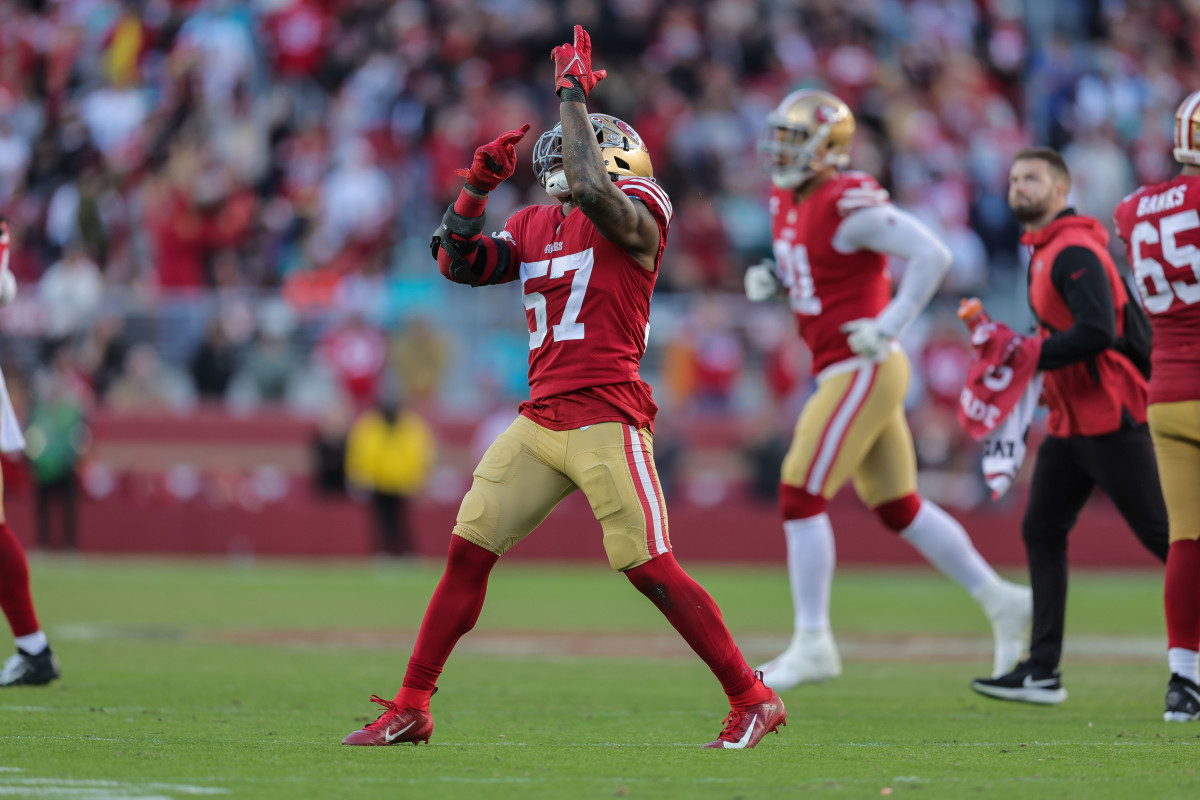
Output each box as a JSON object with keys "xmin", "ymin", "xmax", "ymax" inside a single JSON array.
[{"xmin": 1036, "ymin": 246, "xmax": 1117, "ymax": 370}]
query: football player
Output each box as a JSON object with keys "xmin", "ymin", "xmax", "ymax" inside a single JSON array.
[
  {"xmin": 746, "ymin": 90, "xmax": 1031, "ymax": 690},
  {"xmin": 342, "ymin": 26, "xmax": 785, "ymax": 749},
  {"xmin": 1114, "ymin": 91, "xmax": 1200, "ymax": 721},
  {"xmin": 0, "ymin": 220, "xmax": 60, "ymax": 687}
]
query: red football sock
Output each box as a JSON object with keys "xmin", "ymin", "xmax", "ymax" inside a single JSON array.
[
  {"xmin": 0, "ymin": 522, "xmax": 39, "ymax": 638},
  {"xmin": 626, "ymin": 553, "xmax": 768, "ymax": 705},
  {"xmin": 396, "ymin": 536, "xmax": 499, "ymax": 711},
  {"xmin": 1165, "ymin": 539, "xmax": 1200, "ymax": 651}
]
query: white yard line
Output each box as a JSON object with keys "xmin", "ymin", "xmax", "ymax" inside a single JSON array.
[{"xmin": 49, "ymin": 623, "xmax": 1170, "ymax": 663}]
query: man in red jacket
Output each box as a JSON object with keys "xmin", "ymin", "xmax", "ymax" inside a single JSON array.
[{"xmin": 971, "ymin": 147, "xmax": 1168, "ymax": 705}]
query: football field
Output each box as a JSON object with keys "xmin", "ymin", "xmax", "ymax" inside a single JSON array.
[{"xmin": 0, "ymin": 556, "xmax": 1191, "ymax": 799}]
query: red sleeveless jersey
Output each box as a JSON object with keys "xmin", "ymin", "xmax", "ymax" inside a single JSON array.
[
  {"xmin": 501, "ymin": 177, "xmax": 673, "ymax": 431},
  {"xmin": 769, "ymin": 171, "xmax": 894, "ymax": 375},
  {"xmin": 1114, "ymin": 174, "xmax": 1200, "ymax": 405}
]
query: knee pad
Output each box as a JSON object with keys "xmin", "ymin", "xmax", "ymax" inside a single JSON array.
[
  {"xmin": 779, "ymin": 483, "xmax": 828, "ymax": 521},
  {"xmin": 603, "ymin": 528, "xmax": 651, "ymax": 572},
  {"xmin": 875, "ymin": 493, "xmax": 922, "ymax": 532},
  {"xmin": 454, "ymin": 486, "xmax": 507, "ymax": 554}
]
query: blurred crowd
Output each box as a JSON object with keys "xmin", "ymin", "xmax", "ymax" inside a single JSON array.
[{"xmin": 0, "ymin": 0, "xmax": 1197, "ymax": 503}]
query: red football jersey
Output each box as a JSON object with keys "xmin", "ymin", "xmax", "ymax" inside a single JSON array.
[
  {"xmin": 1114, "ymin": 174, "xmax": 1200, "ymax": 404},
  {"xmin": 769, "ymin": 171, "xmax": 894, "ymax": 375},
  {"xmin": 502, "ymin": 177, "xmax": 673, "ymax": 431}
]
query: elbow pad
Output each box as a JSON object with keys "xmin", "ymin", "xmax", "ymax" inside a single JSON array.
[{"xmin": 430, "ymin": 203, "xmax": 487, "ymax": 282}]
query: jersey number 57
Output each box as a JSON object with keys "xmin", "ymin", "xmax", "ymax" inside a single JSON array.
[{"xmin": 520, "ymin": 249, "xmax": 594, "ymax": 349}]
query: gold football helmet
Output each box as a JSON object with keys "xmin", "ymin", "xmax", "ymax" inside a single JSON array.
[
  {"xmin": 533, "ymin": 114, "xmax": 653, "ymax": 197},
  {"xmin": 1174, "ymin": 90, "xmax": 1200, "ymax": 166},
  {"xmin": 759, "ymin": 90, "xmax": 855, "ymax": 189}
]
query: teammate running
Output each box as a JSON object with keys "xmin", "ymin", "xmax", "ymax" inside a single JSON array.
[{"xmin": 747, "ymin": 90, "xmax": 1031, "ymax": 690}]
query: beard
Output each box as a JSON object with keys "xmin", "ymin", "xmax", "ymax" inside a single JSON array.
[{"xmin": 1011, "ymin": 198, "xmax": 1049, "ymax": 224}]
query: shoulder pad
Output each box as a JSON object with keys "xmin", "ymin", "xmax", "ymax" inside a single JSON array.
[{"xmin": 618, "ymin": 177, "xmax": 674, "ymax": 227}]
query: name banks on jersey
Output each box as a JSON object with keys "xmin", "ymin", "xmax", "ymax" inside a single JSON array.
[
  {"xmin": 1115, "ymin": 174, "xmax": 1200, "ymax": 404},
  {"xmin": 500, "ymin": 178, "xmax": 673, "ymax": 430},
  {"xmin": 769, "ymin": 172, "xmax": 894, "ymax": 375}
]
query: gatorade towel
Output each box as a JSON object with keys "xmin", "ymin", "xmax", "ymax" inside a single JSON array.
[{"xmin": 957, "ymin": 321, "xmax": 1042, "ymax": 440}]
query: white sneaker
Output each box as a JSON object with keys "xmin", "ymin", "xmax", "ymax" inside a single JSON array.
[
  {"xmin": 756, "ymin": 629, "xmax": 842, "ymax": 691},
  {"xmin": 977, "ymin": 578, "xmax": 1033, "ymax": 678}
]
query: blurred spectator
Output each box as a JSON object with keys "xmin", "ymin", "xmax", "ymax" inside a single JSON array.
[
  {"xmin": 76, "ymin": 315, "xmax": 129, "ymax": 401},
  {"xmin": 38, "ymin": 242, "xmax": 104, "ymax": 344},
  {"xmin": 316, "ymin": 312, "xmax": 387, "ymax": 409},
  {"xmin": 389, "ymin": 316, "xmax": 448, "ymax": 409},
  {"xmin": 311, "ymin": 397, "xmax": 352, "ymax": 495},
  {"xmin": 345, "ymin": 389, "xmax": 435, "ymax": 556},
  {"xmin": 105, "ymin": 344, "xmax": 196, "ymax": 413},
  {"xmin": 25, "ymin": 354, "xmax": 89, "ymax": 551},
  {"xmin": 314, "ymin": 137, "xmax": 393, "ymax": 265},
  {"xmin": 190, "ymin": 318, "xmax": 238, "ymax": 400},
  {"xmin": 227, "ymin": 300, "xmax": 301, "ymax": 406}
]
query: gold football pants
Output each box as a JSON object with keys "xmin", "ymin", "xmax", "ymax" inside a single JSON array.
[
  {"xmin": 454, "ymin": 416, "xmax": 671, "ymax": 570},
  {"xmin": 1148, "ymin": 400, "xmax": 1200, "ymax": 543},
  {"xmin": 781, "ymin": 349, "xmax": 918, "ymax": 506}
]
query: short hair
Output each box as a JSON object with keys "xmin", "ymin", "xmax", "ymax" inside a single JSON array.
[{"xmin": 1012, "ymin": 147, "xmax": 1071, "ymax": 183}]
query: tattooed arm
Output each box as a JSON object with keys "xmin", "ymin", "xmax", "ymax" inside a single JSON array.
[{"xmin": 559, "ymin": 99, "xmax": 660, "ymax": 271}]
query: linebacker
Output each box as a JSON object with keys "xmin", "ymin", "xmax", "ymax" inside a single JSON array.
[
  {"xmin": 1114, "ymin": 92, "xmax": 1200, "ymax": 721},
  {"xmin": 747, "ymin": 90, "xmax": 1031, "ymax": 690},
  {"xmin": 341, "ymin": 25, "xmax": 785, "ymax": 750}
]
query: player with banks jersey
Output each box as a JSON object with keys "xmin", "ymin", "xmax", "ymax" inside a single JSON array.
[
  {"xmin": 1115, "ymin": 89, "xmax": 1200, "ymax": 721},
  {"xmin": 341, "ymin": 25, "xmax": 785, "ymax": 750},
  {"xmin": 746, "ymin": 90, "xmax": 1031, "ymax": 690}
]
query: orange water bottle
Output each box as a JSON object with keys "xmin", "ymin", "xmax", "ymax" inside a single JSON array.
[{"xmin": 957, "ymin": 297, "xmax": 991, "ymax": 332}]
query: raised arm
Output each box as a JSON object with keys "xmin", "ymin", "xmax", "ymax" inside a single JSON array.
[
  {"xmin": 553, "ymin": 26, "xmax": 660, "ymax": 270},
  {"xmin": 430, "ymin": 125, "xmax": 529, "ymax": 287}
]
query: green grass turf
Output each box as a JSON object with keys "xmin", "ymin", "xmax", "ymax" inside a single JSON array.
[{"xmin": 0, "ymin": 557, "xmax": 1190, "ymax": 800}]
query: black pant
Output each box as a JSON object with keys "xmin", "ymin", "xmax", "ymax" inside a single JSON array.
[
  {"xmin": 1022, "ymin": 423, "xmax": 1168, "ymax": 669},
  {"xmin": 36, "ymin": 475, "xmax": 77, "ymax": 551},
  {"xmin": 370, "ymin": 491, "xmax": 413, "ymax": 556}
]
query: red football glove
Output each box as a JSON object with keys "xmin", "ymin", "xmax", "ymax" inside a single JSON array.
[
  {"xmin": 455, "ymin": 124, "xmax": 532, "ymax": 192},
  {"xmin": 552, "ymin": 25, "xmax": 607, "ymax": 101}
]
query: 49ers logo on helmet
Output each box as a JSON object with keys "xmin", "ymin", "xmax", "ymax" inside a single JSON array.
[
  {"xmin": 814, "ymin": 105, "xmax": 840, "ymax": 125},
  {"xmin": 614, "ymin": 119, "xmax": 644, "ymax": 147}
]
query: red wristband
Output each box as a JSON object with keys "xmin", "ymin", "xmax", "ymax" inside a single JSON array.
[{"xmin": 453, "ymin": 186, "xmax": 488, "ymax": 218}]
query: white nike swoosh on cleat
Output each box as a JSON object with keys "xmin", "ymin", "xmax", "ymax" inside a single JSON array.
[
  {"xmin": 723, "ymin": 714, "xmax": 758, "ymax": 749},
  {"xmin": 384, "ymin": 721, "xmax": 416, "ymax": 743},
  {"xmin": 1022, "ymin": 674, "xmax": 1059, "ymax": 689}
]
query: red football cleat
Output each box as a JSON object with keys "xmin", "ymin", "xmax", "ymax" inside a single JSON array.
[
  {"xmin": 703, "ymin": 690, "xmax": 787, "ymax": 749},
  {"xmin": 342, "ymin": 694, "xmax": 434, "ymax": 746}
]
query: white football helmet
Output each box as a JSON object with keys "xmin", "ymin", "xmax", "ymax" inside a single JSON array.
[
  {"xmin": 1174, "ymin": 90, "xmax": 1200, "ymax": 166},
  {"xmin": 532, "ymin": 114, "xmax": 653, "ymax": 198},
  {"xmin": 759, "ymin": 90, "xmax": 855, "ymax": 189}
]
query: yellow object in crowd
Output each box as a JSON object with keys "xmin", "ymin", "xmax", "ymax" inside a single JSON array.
[{"xmin": 345, "ymin": 409, "xmax": 436, "ymax": 496}]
